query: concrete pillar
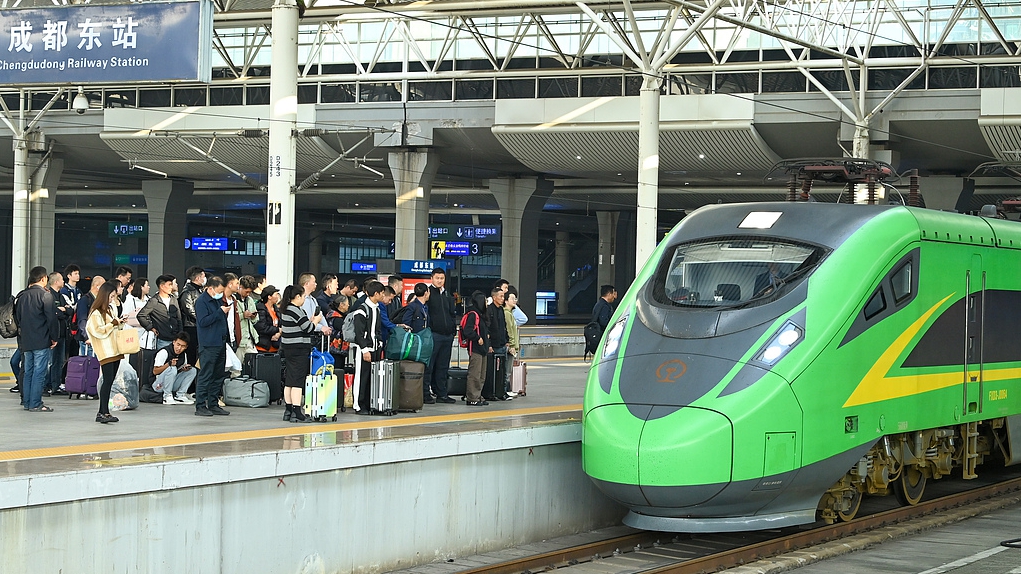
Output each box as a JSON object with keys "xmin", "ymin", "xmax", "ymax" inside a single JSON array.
[
  {"xmin": 29, "ymin": 157, "xmax": 62, "ymax": 272},
  {"xmin": 388, "ymin": 150, "xmax": 438, "ymax": 261},
  {"xmin": 265, "ymin": 0, "xmax": 299, "ymax": 290},
  {"xmin": 11, "ymin": 127, "xmax": 28, "ymax": 293},
  {"xmin": 144, "ymin": 179, "xmax": 194, "ymax": 278},
  {"xmin": 554, "ymin": 231, "xmax": 569, "ymax": 316},
  {"xmin": 596, "ymin": 211, "xmax": 618, "ymax": 291},
  {"xmin": 490, "ymin": 177, "xmax": 554, "ymax": 324},
  {"xmin": 308, "ymin": 234, "xmax": 323, "ymax": 277},
  {"xmin": 636, "ymin": 75, "xmax": 663, "ymax": 276}
]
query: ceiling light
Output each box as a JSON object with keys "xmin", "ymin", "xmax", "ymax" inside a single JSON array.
[
  {"xmin": 576, "ymin": 155, "xmax": 582, "ymax": 160},
  {"xmin": 736, "ymin": 172, "xmax": 742, "ymax": 176},
  {"xmin": 698, "ymin": 154, "xmax": 705, "ymax": 159}
]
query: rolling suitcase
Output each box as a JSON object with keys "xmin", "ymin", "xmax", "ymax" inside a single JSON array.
[
  {"xmin": 446, "ymin": 367, "xmax": 468, "ymax": 396},
  {"xmin": 369, "ymin": 359, "xmax": 400, "ymax": 416},
  {"xmin": 482, "ymin": 353, "xmax": 505, "ymax": 400},
  {"xmin": 397, "ymin": 360, "xmax": 425, "ymax": 412},
  {"xmin": 511, "ymin": 360, "xmax": 527, "ymax": 396},
  {"xmin": 129, "ymin": 348, "xmax": 157, "ymax": 390},
  {"xmin": 304, "ymin": 341, "xmax": 339, "ymax": 421},
  {"xmin": 244, "ymin": 352, "xmax": 283, "ymax": 404},
  {"xmin": 65, "ymin": 353, "xmax": 100, "ymax": 399}
]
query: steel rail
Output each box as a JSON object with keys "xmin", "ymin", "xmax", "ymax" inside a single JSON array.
[{"xmin": 461, "ymin": 476, "xmax": 1021, "ymax": 574}]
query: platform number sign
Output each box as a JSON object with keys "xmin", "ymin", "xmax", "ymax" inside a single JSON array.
[
  {"xmin": 268, "ymin": 202, "xmax": 282, "ymax": 225},
  {"xmin": 269, "ymin": 154, "xmax": 282, "ymax": 179}
]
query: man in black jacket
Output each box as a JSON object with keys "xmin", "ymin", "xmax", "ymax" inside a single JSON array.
[
  {"xmin": 17, "ymin": 266, "xmax": 60, "ymax": 412},
  {"xmin": 178, "ymin": 266, "xmax": 205, "ymax": 367},
  {"xmin": 484, "ymin": 287, "xmax": 510, "ymax": 401},
  {"xmin": 138, "ymin": 275, "xmax": 183, "ymax": 348},
  {"xmin": 424, "ymin": 268, "xmax": 457, "ymax": 404},
  {"xmin": 352, "ymin": 281, "xmax": 385, "ymax": 413},
  {"xmin": 45, "ymin": 272, "xmax": 73, "ymax": 396}
]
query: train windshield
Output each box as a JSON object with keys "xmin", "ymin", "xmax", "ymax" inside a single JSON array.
[{"xmin": 653, "ymin": 238, "xmax": 824, "ymax": 308}]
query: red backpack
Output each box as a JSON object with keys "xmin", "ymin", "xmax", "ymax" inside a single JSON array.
[{"xmin": 458, "ymin": 311, "xmax": 479, "ymax": 348}]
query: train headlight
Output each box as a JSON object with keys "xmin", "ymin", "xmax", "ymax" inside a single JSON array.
[
  {"xmin": 602, "ymin": 316, "xmax": 627, "ymax": 359},
  {"xmin": 754, "ymin": 321, "xmax": 803, "ymax": 366}
]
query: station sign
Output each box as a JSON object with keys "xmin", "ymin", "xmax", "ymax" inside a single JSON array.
[
  {"xmin": 184, "ymin": 237, "xmax": 245, "ymax": 251},
  {"xmin": 351, "ymin": 262, "xmax": 377, "ymax": 273},
  {"xmin": 428, "ymin": 225, "xmax": 501, "ymax": 243},
  {"xmin": 430, "ymin": 241, "xmax": 477, "ymax": 258},
  {"xmin": 114, "ymin": 254, "xmax": 148, "ymax": 265},
  {"xmin": 399, "ymin": 259, "xmax": 448, "ymax": 275},
  {"xmin": 108, "ymin": 222, "xmax": 146, "ymax": 238},
  {"xmin": 0, "ymin": 0, "xmax": 213, "ymax": 84}
]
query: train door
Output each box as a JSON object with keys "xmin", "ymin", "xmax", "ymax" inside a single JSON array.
[{"xmin": 964, "ymin": 255, "xmax": 984, "ymax": 417}]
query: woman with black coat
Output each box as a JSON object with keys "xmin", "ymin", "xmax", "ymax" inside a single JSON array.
[
  {"xmin": 254, "ymin": 286, "xmax": 282, "ymax": 353},
  {"xmin": 461, "ymin": 290, "xmax": 490, "ymax": 406}
]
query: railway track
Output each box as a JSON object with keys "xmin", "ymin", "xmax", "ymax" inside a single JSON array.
[{"xmin": 460, "ymin": 475, "xmax": 1021, "ymax": 574}]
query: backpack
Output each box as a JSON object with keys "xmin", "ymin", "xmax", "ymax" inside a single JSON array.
[
  {"xmin": 458, "ymin": 311, "xmax": 478, "ymax": 349},
  {"xmin": 341, "ymin": 307, "xmax": 367, "ymax": 343},
  {"xmin": 391, "ymin": 305, "xmax": 412, "ymax": 325},
  {"xmin": 583, "ymin": 321, "xmax": 603, "ymax": 360},
  {"xmin": 0, "ymin": 295, "xmax": 18, "ymax": 339}
]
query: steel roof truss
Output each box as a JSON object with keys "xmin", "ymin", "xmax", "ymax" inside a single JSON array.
[
  {"xmin": 302, "ymin": 23, "xmax": 330, "ymax": 78},
  {"xmin": 500, "ymin": 15, "xmax": 534, "ymax": 71},
  {"xmin": 327, "ymin": 23, "xmax": 366, "ymax": 75},
  {"xmin": 433, "ymin": 18, "xmax": 461, "ymax": 73},
  {"xmin": 366, "ymin": 19, "xmax": 400, "ymax": 75},
  {"xmin": 213, "ymin": 31, "xmax": 242, "ymax": 79},
  {"xmin": 396, "ymin": 19, "xmax": 431, "ymax": 73},
  {"xmin": 930, "ymin": 0, "xmax": 969, "ymax": 58},
  {"xmin": 883, "ymin": 0, "xmax": 924, "ymax": 56},
  {"xmin": 242, "ymin": 26, "xmax": 272, "ymax": 78},
  {"xmin": 462, "ymin": 17, "xmax": 499, "ymax": 69},
  {"xmin": 532, "ymin": 14, "xmax": 572, "ymax": 68}
]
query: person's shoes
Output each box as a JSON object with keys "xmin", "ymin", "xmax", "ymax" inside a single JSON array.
[
  {"xmin": 52, "ymin": 388, "xmax": 67, "ymax": 396},
  {"xmin": 291, "ymin": 407, "xmax": 309, "ymax": 422},
  {"xmin": 85, "ymin": 394, "xmax": 97, "ymax": 400},
  {"xmin": 437, "ymin": 396, "xmax": 456, "ymax": 404},
  {"xmin": 28, "ymin": 405, "xmax": 54, "ymax": 412},
  {"xmin": 195, "ymin": 405, "xmax": 214, "ymax": 417},
  {"xmin": 506, "ymin": 391, "xmax": 518, "ymax": 398},
  {"xmin": 356, "ymin": 409, "xmax": 369, "ymax": 416},
  {"xmin": 9, "ymin": 385, "xmax": 19, "ymax": 393},
  {"xmin": 423, "ymin": 396, "xmax": 436, "ymax": 404},
  {"xmin": 175, "ymin": 394, "xmax": 195, "ymax": 405},
  {"xmin": 43, "ymin": 389, "xmax": 52, "ymax": 397},
  {"xmin": 95, "ymin": 413, "xmax": 118, "ymax": 423},
  {"xmin": 208, "ymin": 404, "xmax": 230, "ymax": 416},
  {"xmin": 282, "ymin": 404, "xmax": 293, "ymax": 421},
  {"xmin": 501, "ymin": 394, "xmax": 513, "ymax": 401},
  {"xmin": 218, "ymin": 398, "xmax": 226, "ymax": 407},
  {"xmin": 163, "ymin": 395, "xmax": 177, "ymax": 405},
  {"xmin": 482, "ymin": 396, "xmax": 497, "ymax": 402},
  {"xmin": 467, "ymin": 400, "xmax": 489, "ymax": 406}
]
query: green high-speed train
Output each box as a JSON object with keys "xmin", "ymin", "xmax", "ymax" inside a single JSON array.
[{"xmin": 583, "ymin": 201, "xmax": 1021, "ymax": 532}]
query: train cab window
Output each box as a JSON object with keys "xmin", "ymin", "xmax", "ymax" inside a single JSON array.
[
  {"xmin": 891, "ymin": 263, "xmax": 912, "ymax": 303},
  {"xmin": 651, "ymin": 237, "xmax": 825, "ymax": 308},
  {"xmin": 863, "ymin": 288, "xmax": 887, "ymax": 320}
]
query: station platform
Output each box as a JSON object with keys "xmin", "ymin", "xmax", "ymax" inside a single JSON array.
[{"xmin": 0, "ymin": 357, "xmax": 623, "ymax": 574}]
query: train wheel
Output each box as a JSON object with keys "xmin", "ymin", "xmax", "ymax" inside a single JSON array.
[
  {"xmin": 894, "ymin": 465, "xmax": 926, "ymax": 506},
  {"xmin": 837, "ymin": 488, "xmax": 862, "ymax": 522}
]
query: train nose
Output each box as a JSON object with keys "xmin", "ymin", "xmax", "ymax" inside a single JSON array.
[{"xmin": 584, "ymin": 405, "xmax": 733, "ymax": 508}]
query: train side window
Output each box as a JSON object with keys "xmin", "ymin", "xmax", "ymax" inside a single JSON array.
[
  {"xmin": 864, "ymin": 287, "xmax": 887, "ymax": 320},
  {"xmin": 891, "ymin": 262, "xmax": 912, "ymax": 303}
]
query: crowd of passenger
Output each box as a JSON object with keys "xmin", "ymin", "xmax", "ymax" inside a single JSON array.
[{"xmin": 8, "ymin": 263, "xmax": 531, "ymax": 423}]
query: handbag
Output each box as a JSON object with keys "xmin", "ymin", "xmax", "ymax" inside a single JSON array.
[{"xmin": 115, "ymin": 325, "xmax": 140, "ymax": 355}]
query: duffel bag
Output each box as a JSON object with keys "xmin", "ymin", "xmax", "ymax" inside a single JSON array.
[{"xmin": 223, "ymin": 376, "xmax": 270, "ymax": 408}]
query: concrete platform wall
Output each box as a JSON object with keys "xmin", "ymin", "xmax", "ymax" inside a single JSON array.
[{"xmin": 1, "ymin": 427, "xmax": 623, "ymax": 573}]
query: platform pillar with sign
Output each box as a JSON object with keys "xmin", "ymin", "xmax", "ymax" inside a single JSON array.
[
  {"xmin": 490, "ymin": 177, "xmax": 554, "ymax": 324},
  {"xmin": 144, "ymin": 179, "xmax": 193, "ymax": 278},
  {"xmin": 28, "ymin": 156, "xmax": 62, "ymax": 273},
  {"xmin": 389, "ymin": 150, "xmax": 438, "ymax": 261},
  {"xmin": 596, "ymin": 211, "xmax": 619, "ymax": 293}
]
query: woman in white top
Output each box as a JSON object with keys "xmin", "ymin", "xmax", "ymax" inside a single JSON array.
[{"xmin": 121, "ymin": 277, "xmax": 154, "ymax": 350}]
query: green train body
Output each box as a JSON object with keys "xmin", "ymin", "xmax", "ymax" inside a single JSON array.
[{"xmin": 582, "ymin": 202, "xmax": 1021, "ymax": 532}]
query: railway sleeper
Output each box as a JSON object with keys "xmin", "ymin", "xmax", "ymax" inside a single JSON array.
[{"xmin": 818, "ymin": 418, "xmax": 1004, "ymax": 523}]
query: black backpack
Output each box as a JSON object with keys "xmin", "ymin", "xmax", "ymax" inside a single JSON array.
[
  {"xmin": 0, "ymin": 295, "xmax": 19, "ymax": 339},
  {"xmin": 583, "ymin": 321, "xmax": 602, "ymax": 361}
]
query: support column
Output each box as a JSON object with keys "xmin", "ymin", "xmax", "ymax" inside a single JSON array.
[
  {"xmin": 490, "ymin": 177, "xmax": 554, "ymax": 324},
  {"xmin": 554, "ymin": 231, "xmax": 569, "ymax": 316},
  {"xmin": 388, "ymin": 150, "xmax": 438, "ymax": 261},
  {"xmin": 144, "ymin": 180, "xmax": 193, "ymax": 278},
  {"xmin": 265, "ymin": 0, "xmax": 299, "ymax": 289},
  {"xmin": 11, "ymin": 119, "xmax": 28, "ymax": 293},
  {"xmin": 636, "ymin": 75, "xmax": 663, "ymax": 276},
  {"xmin": 29, "ymin": 157, "xmax": 62, "ymax": 272},
  {"xmin": 596, "ymin": 211, "xmax": 619, "ymax": 290}
]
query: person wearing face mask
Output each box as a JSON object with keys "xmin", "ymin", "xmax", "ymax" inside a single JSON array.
[
  {"xmin": 193, "ymin": 275, "xmax": 231, "ymax": 417},
  {"xmin": 178, "ymin": 266, "xmax": 206, "ymax": 368}
]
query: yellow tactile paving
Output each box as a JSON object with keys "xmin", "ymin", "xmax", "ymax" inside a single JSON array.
[{"xmin": 0, "ymin": 404, "xmax": 582, "ymax": 462}]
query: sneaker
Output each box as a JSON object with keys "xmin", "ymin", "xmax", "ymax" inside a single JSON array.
[
  {"xmin": 195, "ymin": 406, "xmax": 213, "ymax": 417},
  {"xmin": 174, "ymin": 394, "xmax": 195, "ymax": 405},
  {"xmin": 506, "ymin": 391, "xmax": 518, "ymax": 398},
  {"xmin": 163, "ymin": 395, "xmax": 176, "ymax": 405},
  {"xmin": 43, "ymin": 390, "xmax": 52, "ymax": 397},
  {"xmin": 437, "ymin": 396, "xmax": 456, "ymax": 404},
  {"xmin": 95, "ymin": 413, "xmax": 118, "ymax": 423},
  {"xmin": 9, "ymin": 385, "xmax": 19, "ymax": 393},
  {"xmin": 52, "ymin": 388, "xmax": 67, "ymax": 396},
  {"xmin": 423, "ymin": 396, "xmax": 436, "ymax": 404},
  {"xmin": 208, "ymin": 404, "xmax": 230, "ymax": 416},
  {"xmin": 467, "ymin": 400, "xmax": 489, "ymax": 406}
]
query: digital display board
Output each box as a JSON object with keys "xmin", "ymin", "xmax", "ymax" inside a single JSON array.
[
  {"xmin": 351, "ymin": 262, "xmax": 377, "ymax": 273},
  {"xmin": 188, "ymin": 237, "xmax": 228, "ymax": 251}
]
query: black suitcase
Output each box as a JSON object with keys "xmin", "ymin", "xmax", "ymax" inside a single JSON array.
[
  {"xmin": 129, "ymin": 349, "xmax": 157, "ymax": 390},
  {"xmin": 447, "ymin": 366, "xmax": 468, "ymax": 396},
  {"xmin": 244, "ymin": 352, "xmax": 283, "ymax": 404},
  {"xmin": 482, "ymin": 354, "xmax": 505, "ymax": 400}
]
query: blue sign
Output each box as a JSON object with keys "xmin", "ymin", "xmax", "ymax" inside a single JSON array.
[
  {"xmin": 189, "ymin": 237, "xmax": 228, "ymax": 251},
  {"xmin": 399, "ymin": 260, "xmax": 448, "ymax": 275},
  {"xmin": 443, "ymin": 241, "xmax": 471, "ymax": 256},
  {"xmin": 0, "ymin": 0, "xmax": 213, "ymax": 84},
  {"xmin": 351, "ymin": 262, "xmax": 377, "ymax": 273},
  {"xmin": 130, "ymin": 254, "xmax": 148, "ymax": 265},
  {"xmin": 428, "ymin": 225, "xmax": 501, "ymax": 243}
]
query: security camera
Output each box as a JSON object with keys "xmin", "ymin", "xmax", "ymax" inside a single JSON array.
[{"xmin": 72, "ymin": 92, "xmax": 88, "ymax": 115}]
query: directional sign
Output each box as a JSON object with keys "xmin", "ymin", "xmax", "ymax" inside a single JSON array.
[
  {"xmin": 109, "ymin": 222, "xmax": 147, "ymax": 238},
  {"xmin": 351, "ymin": 262, "xmax": 377, "ymax": 273},
  {"xmin": 399, "ymin": 259, "xmax": 448, "ymax": 275},
  {"xmin": 428, "ymin": 225, "xmax": 501, "ymax": 243},
  {"xmin": 190, "ymin": 237, "xmax": 228, "ymax": 251}
]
